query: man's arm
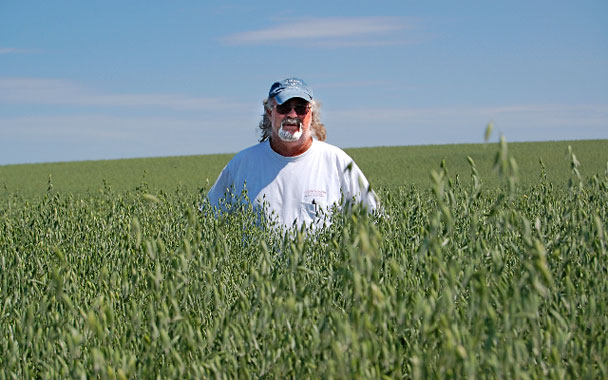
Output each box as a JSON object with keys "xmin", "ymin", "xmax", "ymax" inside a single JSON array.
[
  {"xmin": 342, "ymin": 161, "xmax": 378, "ymax": 212},
  {"xmin": 207, "ymin": 165, "xmax": 235, "ymax": 212}
]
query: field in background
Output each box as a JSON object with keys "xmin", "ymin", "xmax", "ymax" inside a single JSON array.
[
  {"xmin": 348, "ymin": 139, "xmax": 607, "ymax": 189},
  {"xmin": 1, "ymin": 139, "xmax": 606, "ymax": 200},
  {"xmin": 1, "ymin": 138, "xmax": 607, "ymax": 377},
  {"xmin": 1, "ymin": 135, "xmax": 607, "ymax": 377}
]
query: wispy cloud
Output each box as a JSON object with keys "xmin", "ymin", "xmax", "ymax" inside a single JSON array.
[
  {"xmin": 0, "ymin": 115, "xmax": 245, "ymax": 139},
  {"xmin": 329, "ymin": 104, "xmax": 608, "ymax": 124},
  {"xmin": 0, "ymin": 114, "xmax": 258, "ymax": 164},
  {"xmin": 0, "ymin": 77, "xmax": 235, "ymax": 110},
  {"xmin": 1, "ymin": 103, "xmax": 605, "ymax": 165},
  {"xmin": 324, "ymin": 104, "xmax": 608, "ymax": 146},
  {"xmin": 314, "ymin": 80, "xmax": 393, "ymax": 89},
  {"xmin": 0, "ymin": 47, "xmax": 37, "ymax": 54},
  {"xmin": 221, "ymin": 17, "xmax": 412, "ymax": 47}
]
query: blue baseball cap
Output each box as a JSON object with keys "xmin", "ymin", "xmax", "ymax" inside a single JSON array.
[{"xmin": 268, "ymin": 78, "xmax": 314, "ymax": 105}]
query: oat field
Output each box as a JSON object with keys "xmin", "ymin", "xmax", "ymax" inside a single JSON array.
[
  {"xmin": 1, "ymin": 139, "xmax": 606, "ymax": 199},
  {"xmin": 1, "ymin": 140, "xmax": 607, "ymax": 378}
]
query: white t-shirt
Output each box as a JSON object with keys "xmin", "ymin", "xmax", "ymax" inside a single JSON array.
[{"xmin": 207, "ymin": 139, "xmax": 377, "ymax": 228}]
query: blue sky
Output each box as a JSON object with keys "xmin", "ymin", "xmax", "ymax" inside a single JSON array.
[{"xmin": 1, "ymin": 0, "xmax": 607, "ymax": 165}]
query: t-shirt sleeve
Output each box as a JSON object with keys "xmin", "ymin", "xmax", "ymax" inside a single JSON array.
[
  {"xmin": 207, "ymin": 164, "xmax": 235, "ymax": 210},
  {"xmin": 342, "ymin": 159, "xmax": 378, "ymax": 212}
]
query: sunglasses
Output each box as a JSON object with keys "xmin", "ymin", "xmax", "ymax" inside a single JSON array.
[{"xmin": 274, "ymin": 103, "xmax": 311, "ymax": 116}]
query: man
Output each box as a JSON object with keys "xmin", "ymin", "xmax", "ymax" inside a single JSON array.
[{"xmin": 208, "ymin": 78, "xmax": 377, "ymax": 229}]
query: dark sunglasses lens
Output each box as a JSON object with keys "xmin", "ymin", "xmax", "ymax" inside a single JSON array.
[
  {"xmin": 275, "ymin": 104, "xmax": 290, "ymax": 114},
  {"xmin": 294, "ymin": 105, "xmax": 309, "ymax": 115},
  {"xmin": 276, "ymin": 104, "xmax": 309, "ymax": 115}
]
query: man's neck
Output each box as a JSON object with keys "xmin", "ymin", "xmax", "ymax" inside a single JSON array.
[{"xmin": 269, "ymin": 137, "xmax": 313, "ymax": 157}]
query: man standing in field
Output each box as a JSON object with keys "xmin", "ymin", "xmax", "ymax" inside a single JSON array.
[{"xmin": 207, "ymin": 78, "xmax": 377, "ymax": 229}]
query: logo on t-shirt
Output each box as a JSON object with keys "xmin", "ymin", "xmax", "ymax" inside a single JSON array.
[
  {"xmin": 302, "ymin": 189, "xmax": 328, "ymax": 217},
  {"xmin": 304, "ymin": 189, "xmax": 327, "ymax": 199}
]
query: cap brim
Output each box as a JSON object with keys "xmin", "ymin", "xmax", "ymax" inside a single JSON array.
[{"xmin": 274, "ymin": 89, "xmax": 313, "ymax": 105}]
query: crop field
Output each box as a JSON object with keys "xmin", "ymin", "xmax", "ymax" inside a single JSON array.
[
  {"xmin": 1, "ymin": 139, "xmax": 607, "ymax": 378},
  {"xmin": 1, "ymin": 139, "xmax": 606, "ymax": 200}
]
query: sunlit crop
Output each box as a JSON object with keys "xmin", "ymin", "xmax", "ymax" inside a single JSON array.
[{"xmin": 1, "ymin": 142, "xmax": 606, "ymax": 378}]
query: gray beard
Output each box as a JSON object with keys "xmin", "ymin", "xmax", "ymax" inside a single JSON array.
[{"xmin": 278, "ymin": 118, "xmax": 303, "ymax": 142}]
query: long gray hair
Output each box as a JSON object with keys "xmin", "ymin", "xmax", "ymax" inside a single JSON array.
[{"xmin": 258, "ymin": 98, "xmax": 327, "ymax": 142}]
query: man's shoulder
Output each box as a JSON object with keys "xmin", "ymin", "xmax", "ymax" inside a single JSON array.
[
  {"xmin": 230, "ymin": 141, "xmax": 269, "ymax": 162},
  {"xmin": 312, "ymin": 140, "xmax": 352, "ymax": 161}
]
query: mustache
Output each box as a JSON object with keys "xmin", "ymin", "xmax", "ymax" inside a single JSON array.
[{"xmin": 281, "ymin": 118, "xmax": 302, "ymax": 127}]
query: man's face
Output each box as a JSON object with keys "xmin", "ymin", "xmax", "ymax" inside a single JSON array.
[{"xmin": 268, "ymin": 97, "xmax": 313, "ymax": 143}]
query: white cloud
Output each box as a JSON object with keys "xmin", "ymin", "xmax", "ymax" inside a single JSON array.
[
  {"xmin": 0, "ymin": 114, "xmax": 259, "ymax": 140},
  {"xmin": 0, "ymin": 47, "xmax": 36, "ymax": 54},
  {"xmin": 324, "ymin": 104, "xmax": 608, "ymax": 146},
  {"xmin": 1, "ymin": 102, "xmax": 605, "ymax": 165},
  {"xmin": 0, "ymin": 113, "xmax": 259, "ymax": 164},
  {"xmin": 314, "ymin": 80, "xmax": 394, "ymax": 89},
  {"xmin": 0, "ymin": 77, "xmax": 236, "ymax": 110},
  {"xmin": 328, "ymin": 104, "xmax": 608, "ymax": 124},
  {"xmin": 221, "ymin": 17, "xmax": 411, "ymax": 46}
]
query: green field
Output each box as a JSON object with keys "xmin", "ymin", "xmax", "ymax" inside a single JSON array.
[
  {"xmin": 1, "ymin": 139, "xmax": 607, "ymax": 378},
  {"xmin": 1, "ymin": 139, "xmax": 606, "ymax": 199}
]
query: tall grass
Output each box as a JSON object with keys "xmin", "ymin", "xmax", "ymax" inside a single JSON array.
[{"xmin": 0, "ymin": 142, "xmax": 607, "ymax": 378}]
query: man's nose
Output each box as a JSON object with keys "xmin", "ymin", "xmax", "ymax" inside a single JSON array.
[{"xmin": 287, "ymin": 106, "xmax": 298, "ymax": 117}]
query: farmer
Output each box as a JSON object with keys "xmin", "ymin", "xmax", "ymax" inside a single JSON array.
[{"xmin": 207, "ymin": 78, "xmax": 377, "ymax": 229}]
